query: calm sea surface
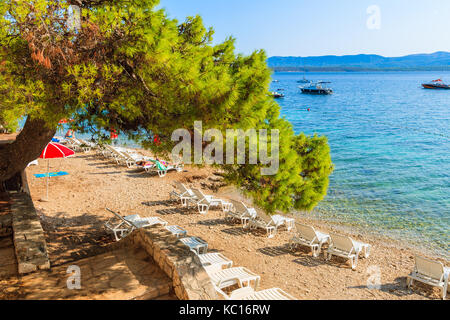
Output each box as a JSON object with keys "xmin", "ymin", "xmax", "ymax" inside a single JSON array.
[{"xmin": 271, "ymin": 72, "xmax": 449, "ymax": 259}]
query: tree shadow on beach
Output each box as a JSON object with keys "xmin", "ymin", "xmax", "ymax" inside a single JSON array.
[
  {"xmin": 156, "ymin": 208, "xmax": 187, "ymax": 216},
  {"xmin": 126, "ymin": 172, "xmax": 152, "ymax": 179},
  {"xmin": 317, "ymin": 255, "xmax": 362, "ymax": 270},
  {"xmin": 347, "ymin": 276, "xmax": 440, "ymax": 299},
  {"xmin": 75, "ymin": 154, "xmax": 98, "ymax": 160},
  {"xmin": 154, "ymin": 206, "xmax": 198, "ymax": 216},
  {"xmin": 221, "ymin": 227, "xmax": 249, "ymax": 237},
  {"xmin": 37, "ymin": 209, "xmax": 115, "ymax": 267},
  {"xmin": 142, "ymin": 200, "xmax": 175, "ymax": 208},
  {"xmin": 90, "ymin": 171, "xmax": 123, "ymax": 175},
  {"xmin": 198, "ymin": 219, "xmax": 225, "ymax": 227},
  {"xmin": 258, "ymin": 245, "xmax": 291, "ymax": 257},
  {"xmin": 292, "ymin": 255, "xmax": 329, "ymax": 268},
  {"xmin": 85, "ymin": 158, "xmax": 122, "ymax": 169}
]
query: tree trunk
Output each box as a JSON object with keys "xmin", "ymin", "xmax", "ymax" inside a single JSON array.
[{"xmin": 0, "ymin": 118, "xmax": 56, "ymax": 183}]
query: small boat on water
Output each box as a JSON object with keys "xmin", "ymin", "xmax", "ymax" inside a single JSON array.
[
  {"xmin": 297, "ymin": 76, "xmax": 311, "ymax": 84},
  {"xmin": 299, "ymin": 81, "xmax": 333, "ymax": 95},
  {"xmin": 271, "ymin": 91, "xmax": 285, "ymax": 98},
  {"xmin": 422, "ymin": 79, "xmax": 450, "ymax": 89}
]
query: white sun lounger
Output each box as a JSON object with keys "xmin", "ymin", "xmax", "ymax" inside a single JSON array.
[
  {"xmin": 326, "ymin": 233, "xmax": 371, "ymax": 270},
  {"xmin": 110, "ymin": 147, "xmax": 132, "ymax": 166},
  {"xmin": 179, "ymin": 237, "xmax": 208, "ymax": 254},
  {"xmin": 241, "ymin": 288, "xmax": 296, "ymax": 300},
  {"xmin": 67, "ymin": 137, "xmax": 92, "ymax": 153},
  {"xmin": 78, "ymin": 139, "xmax": 98, "ymax": 151},
  {"xmin": 120, "ymin": 150, "xmax": 150, "ymax": 168},
  {"xmin": 205, "ymin": 264, "xmax": 261, "ymax": 290},
  {"xmin": 144, "ymin": 157, "xmax": 184, "ymax": 177},
  {"xmin": 247, "ymin": 209, "xmax": 277, "ymax": 238},
  {"xmin": 197, "ymin": 253, "xmax": 233, "ymax": 269},
  {"xmin": 289, "ymin": 223, "xmax": 331, "ymax": 257},
  {"xmin": 164, "ymin": 225, "xmax": 187, "ymax": 238},
  {"xmin": 247, "ymin": 207, "xmax": 295, "ymax": 238},
  {"xmin": 170, "ymin": 182, "xmax": 197, "ymax": 207},
  {"xmin": 407, "ymin": 255, "xmax": 450, "ymax": 300},
  {"xmin": 249, "ymin": 219, "xmax": 276, "ymax": 238},
  {"xmin": 216, "ymin": 286, "xmax": 296, "ymax": 300},
  {"xmin": 102, "ymin": 145, "xmax": 125, "ymax": 164},
  {"xmin": 188, "ymin": 189, "xmax": 232, "ymax": 215},
  {"xmin": 227, "ymin": 200, "xmax": 253, "ymax": 228},
  {"xmin": 271, "ymin": 214, "xmax": 295, "ymax": 232},
  {"xmin": 105, "ymin": 208, "xmax": 168, "ymax": 241},
  {"xmin": 101, "ymin": 145, "xmax": 118, "ymax": 159}
]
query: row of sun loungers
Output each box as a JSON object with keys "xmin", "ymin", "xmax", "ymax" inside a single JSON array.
[
  {"xmin": 170, "ymin": 183, "xmax": 295, "ymax": 237},
  {"xmin": 98, "ymin": 145, "xmax": 184, "ymax": 177},
  {"xmin": 99, "ymin": 145, "xmax": 149, "ymax": 167},
  {"xmin": 227, "ymin": 199, "xmax": 295, "ymax": 238},
  {"xmin": 61, "ymin": 137, "xmax": 98, "ymax": 153},
  {"xmin": 183, "ymin": 239, "xmax": 295, "ymax": 300},
  {"xmin": 224, "ymin": 194, "xmax": 450, "ymax": 299},
  {"xmin": 289, "ymin": 223, "xmax": 371, "ymax": 270},
  {"xmin": 170, "ymin": 182, "xmax": 233, "ymax": 214},
  {"xmin": 169, "ymin": 183, "xmax": 372, "ymax": 270},
  {"xmin": 59, "ymin": 137, "xmax": 185, "ymax": 178},
  {"xmin": 104, "ymin": 200, "xmax": 449, "ymax": 300},
  {"xmin": 103, "ymin": 207, "xmax": 296, "ymax": 300}
]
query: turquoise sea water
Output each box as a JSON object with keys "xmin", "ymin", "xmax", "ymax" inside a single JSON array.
[{"xmin": 271, "ymin": 72, "xmax": 449, "ymax": 259}]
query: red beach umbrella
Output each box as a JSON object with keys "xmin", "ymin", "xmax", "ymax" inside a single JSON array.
[
  {"xmin": 40, "ymin": 142, "xmax": 75, "ymax": 159},
  {"xmin": 39, "ymin": 142, "xmax": 75, "ymax": 201}
]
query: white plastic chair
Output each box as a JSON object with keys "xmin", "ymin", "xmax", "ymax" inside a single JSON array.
[
  {"xmin": 197, "ymin": 253, "xmax": 233, "ymax": 269},
  {"xmin": 289, "ymin": 223, "xmax": 330, "ymax": 257},
  {"xmin": 326, "ymin": 233, "xmax": 371, "ymax": 270},
  {"xmin": 189, "ymin": 189, "xmax": 232, "ymax": 215},
  {"xmin": 248, "ymin": 210, "xmax": 277, "ymax": 238},
  {"xmin": 164, "ymin": 225, "xmax": 187, "ymax": 238},
  {"xmin": 407, "ymin": 255, "xmax": 450, "ymax": 300},
  {"xmin": 105, "ymin": 208, "xmax": 168, "ymax": 241},
  {"xmin": 144, "ymin": 159, "xmax": 184, "ymax": 178},
  {"xmin": 217, "ymin": 286, "xmax": 296, "ymax": 300},
  {"xmin": 227, "ymin": 200, "xmax": 253, "ymax": 228},
  {"xmin": 205, "ymin": 264, "xmax": 260, "ymax": 290},
  {"xmin": 271, "ymin": 214, "xmax": 295, "ymax": 232},
  {"xmin": 121, "ymin": 150, "xmax": 149, "ymax": 168},
  {"xmin": 179, "ymin": 237, "xmax": 208, "ymax": 254},
  {"xmin": 170, "ymin": 182, "xmax": 197, "ymax": 207}
]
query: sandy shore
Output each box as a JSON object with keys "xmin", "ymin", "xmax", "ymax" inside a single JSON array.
[{"xmin": 16, "ymin": 145, "xmax": 447, "ymax": 300}]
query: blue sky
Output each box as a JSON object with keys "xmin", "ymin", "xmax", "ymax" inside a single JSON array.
[{"xmin": 158, "ymin": 0, "xmax": 450, "ymax": 57}]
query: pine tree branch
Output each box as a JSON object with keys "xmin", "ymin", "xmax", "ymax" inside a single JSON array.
[{"xmin": 119, "ymin": 60, "xmax": 157, "ymax": 98}]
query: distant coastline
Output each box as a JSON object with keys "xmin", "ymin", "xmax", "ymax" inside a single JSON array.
[
  {"xmin": 268, "ymin": 51, "xmax": 450, "ymax": 72},
  {"xmin": 271, "ymin": 66, "xmax": 450, "ymax": 72}
]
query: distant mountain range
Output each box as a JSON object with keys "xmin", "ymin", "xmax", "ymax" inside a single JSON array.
[{"xmin": 268, "ymin": 52, "xmax": 450, "ymax": 71}]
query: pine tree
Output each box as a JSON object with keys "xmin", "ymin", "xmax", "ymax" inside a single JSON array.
[{"xmin": 0, "ymin": 0, "xmax": 333, "ymax": 212}]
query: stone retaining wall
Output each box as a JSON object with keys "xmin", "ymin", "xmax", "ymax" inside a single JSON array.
[
  {"xmin": 116, "ymin": 227, "xmax": 218, "ymax": 300},
  {"xmin": 10, "ymin": 193, "xmax": 50, "ymax": 274}
]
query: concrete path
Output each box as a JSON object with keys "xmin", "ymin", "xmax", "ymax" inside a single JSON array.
[{"xmin": 0, "ymin": 245, "xmax": 175, "ymax": 300}]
